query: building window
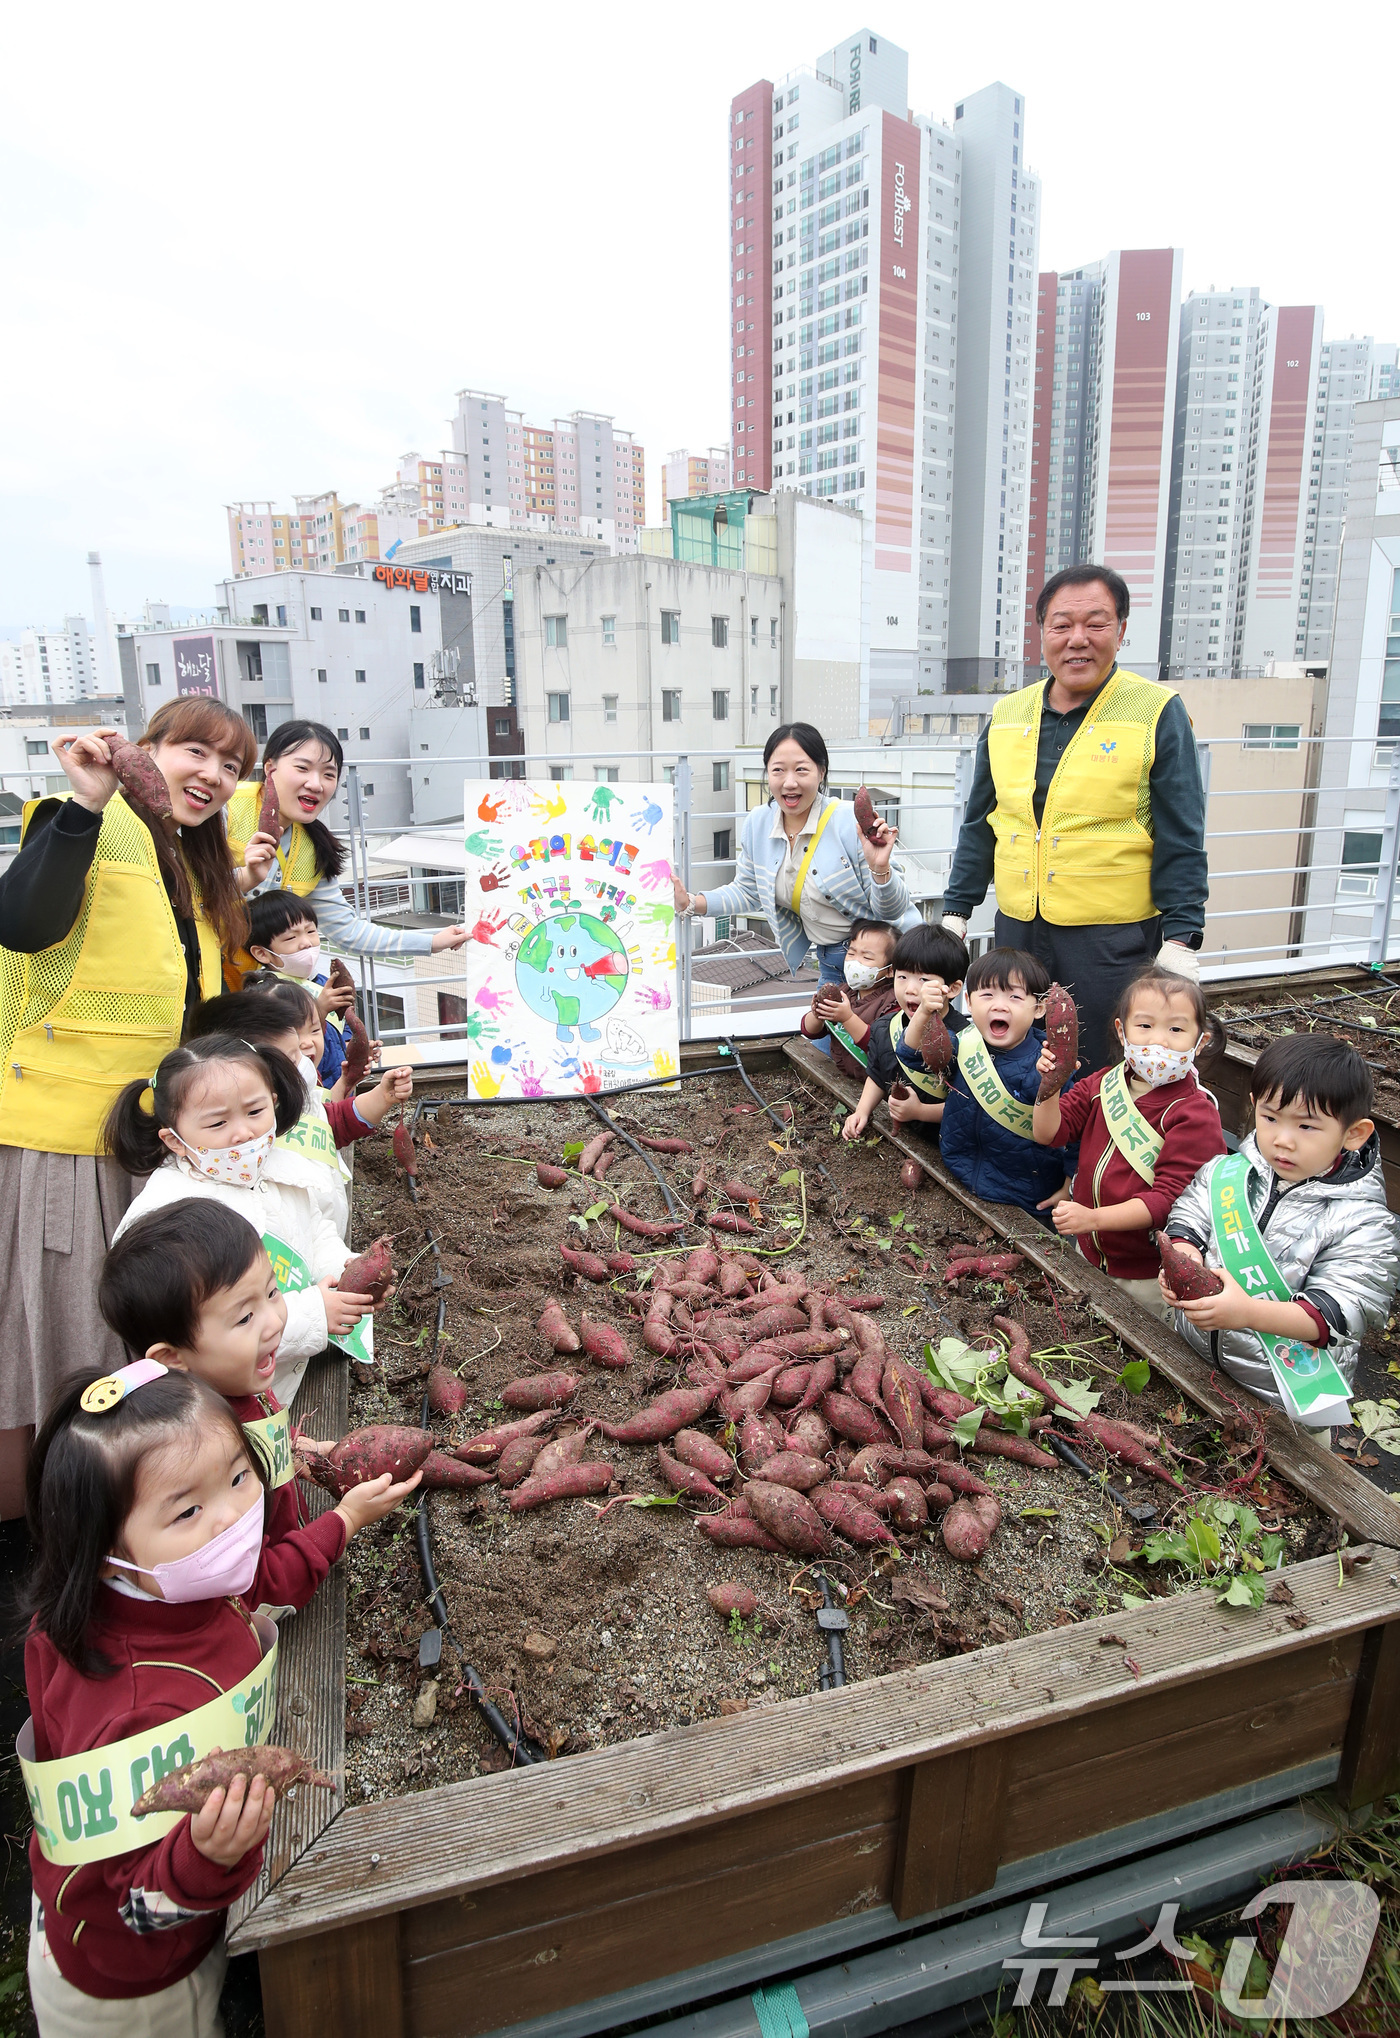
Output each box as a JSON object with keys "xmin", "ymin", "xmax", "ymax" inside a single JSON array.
[
  {"xmin": 595, "ymin": 766, "xmax": 620, "ymax": 783},
  {"xmin": 337, "ymin": 726, "xmax": 349, "ymax": 738},
  {"xmin": 662, "ymin": 764, "xmax": 676, "ymax": 785},
  {"xmin": 750, "ymin": 615, "xmax": 758, "ymax": 645},
  {"xmin": 359, "ymin": 726, "xmax": 371, "ymax": 740},
  {"xmin": 317, "ymin": 668, "xmax": 327, "ymax": 683},
  {"xmin": 660, "ymin": 610, "xmax": 681, "ymax": 645},
  {"xmin": 144, "ymin": 662, "xmax": 161, "ymax": 687},
  {"xmin": 602, "ymin": 615, "xmax": 616, "ymax": 645},
  {"xmin": 547, "ymin": 691, "xmax": 570, "ymax": 723},
  {"xmin": 545, "ymin": 615, "xmax": 568, "ymax": 647},
  {"xmin": 549, "ymin": 765, "xmax": 574, "ymax": 781},
  {"xmin": 338, "ymin": 608, "xmax": 350, "ymax": 622},
  {"xmin": 355, "ymin": 668, "xmax": 366, "ymax": 684},
  {"xmin": 410, "ymin": 605, "xmax": 421, "ymax": 633},
  {"xmin": 276, "ymin": 604, "xmax": 288, "ymax": 627},
  {"xmin": 355, "ymin": 609, "xmax": 366, "ymax": 624},
  {"xmin": 712, "ymin": 615, "xmax": 729, "ymax": 648},
  {"xmin": 751, "ymin": 686, "xmax": 758, "ymax": 710},
  {"xmin": 713, "ymin": 829, "xmax": 733, "ymax": 860},
  {"xmin": 713, "ymin": 761, "xmax": 730, "ymax": 792},
  {"xmin": 437, "ymin": 992, "xmax": 472, "ymax": 1041},
  {"xmin": 1242, "ymin": 723, "xmax": 1301, "ymax": 750},
  {"xmin": 770, "ymin": 618, "xmax": 778, "ymax": 646},
  {"xmin": 769, "ymin": 685, "xmax": 779, "ymax": 712},
  {"xmin": 662, "ymin": 690, "xmax": 682, "ymax": 722},
  {"xmin": 247, "ymin": 704, "xmax": 268, "ymax": 741},
  {"xmin": 25, "ymin": 739, "xmax": 47, "ymax": 757},
  {"xmin": 1340, "ymin": 830, "xmax": 1383, "ymax": 900},
  {"xmin": 494, "ymin": 716, "xmax": 512, "ymax": 736},
  {"xmin": 712, "ymin": 690, "xmax": 729, "ymax": 721},
  {"xmin": 362, "ymin": 783, "xmax": 374, "ymax": 798},
  {"xmin": 310, "ymin": 606, "xmax": 322, "ymax": 620},
  {"xmin": 414, "ymin": 662, "xmax": 425, "ymax": 689},
  {"xmin": 601, "ymin": 693, "xmax": 618, "ymax": 724}
]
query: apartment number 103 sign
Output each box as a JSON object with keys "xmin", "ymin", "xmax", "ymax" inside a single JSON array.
[{"xmin": 459, "ymin": 778, "xmax": 680, "ymax": 1100}]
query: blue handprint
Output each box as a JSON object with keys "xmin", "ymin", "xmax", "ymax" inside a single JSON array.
[
  {"xmin": 630, "ymin": 798, "xmax": 664, "ymax": 835},
  {"xmin": 489, "ymin": 1043, "xmax": 514, "ymax": 1066}
]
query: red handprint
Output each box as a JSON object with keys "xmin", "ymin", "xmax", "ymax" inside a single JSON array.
[
  {"xmin": 469, "ymin": 909, "xmax": 507, "ymax": 946},
  {"xmin": 477, "ymin": 793, "xmax": 505, "ymax": 823},
  {"xmin": 579, "ymin": 1061, "xmax": 603, "ymax": 1095},
  {"xmin": 478, "ymin": 863, "xmax": 510, "ymax": 892}
]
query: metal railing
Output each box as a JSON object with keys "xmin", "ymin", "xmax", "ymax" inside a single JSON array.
[{"xmin": 324, "ymin": 734, "xmax": 1400, "ymax": 1050}]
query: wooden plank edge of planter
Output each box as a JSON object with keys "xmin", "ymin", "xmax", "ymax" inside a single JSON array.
[
  {"xmin": 783, "ymin": 1035, "xmax": 1400, "ymax": 1551},
  {"xmin": 226, "ymin": 1542, "xmax": 1400, "ymax": 1953}
]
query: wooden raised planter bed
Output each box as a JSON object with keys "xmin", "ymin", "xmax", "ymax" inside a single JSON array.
[{"xmin": 231, "ymin": 1039, "xmax": 1400, "ymax": 2038}]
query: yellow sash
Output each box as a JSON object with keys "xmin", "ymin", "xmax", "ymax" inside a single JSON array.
[
  {"xmin": 18, "ymin": 1618, "xmax": 278, "ymax": 1868},
  {"xmin": 1096, "ymin": 1063, "xmax": 1163, "ymax": 1187},
  {"xmin": 888, "ymin": 1012, "xmax": 948, "ymax": 1101},
  {"xmin": 955, "ymin": 1028, "xmax": 1034, "ymax": 1138},
  {"xmin": 788, "ymin": 799, "xmax": 839, "ymax": 918},
  {"xmin": 277, "ymin": 1108, "xmax": 348, "ymax": 1179},
  {"xmin": 242, "ymin": 1404, "xmax": 294, "ymax": 1489}
]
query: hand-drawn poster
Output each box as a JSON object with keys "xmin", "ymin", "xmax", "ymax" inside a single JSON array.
[{"xmin": 460, "ymin": 779, "xmax": 680, "ymax": 1100}]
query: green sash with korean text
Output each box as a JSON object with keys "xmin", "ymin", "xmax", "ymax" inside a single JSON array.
[
  {"xmin": 955, "ymin": 1026, "xmax": 1032, "ymax": 1135},
  {"xmin": 1208, "ymin": 1153, "xmax": 1353, "ymax": 1423},
  {"xmin": 263, "ymin": 1230, "xmax": 373, "ymax": 1367},
  {"xmin": 242, "ymin": 1401, "xmax": 294, "ymax": 1490},
  {"xmin": 18, "ymin": 1621, "xmax": 278, "ymax": 1868},
  {"xmin": 888, "ymin": 1013, "xmax": 948, "ymax": 1101},
  {"xmin": 1097, "ymin": 1064, "xmax": 1164, "ymax": 1186}
]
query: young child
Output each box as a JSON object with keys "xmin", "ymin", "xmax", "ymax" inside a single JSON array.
[
  {"xmin": 931, "ymin": 947, "xmax": 1077, "ymax": 1222},
  {"xmin": 105, "ymin": 1035, "xmax": 372, "ymax": 1408},
  {"xmin": 1032, "ymin": 967, "xmax": 1228, "ymax": 1321},
  {"xmin": 841, "ymin": 923, "xmax": 970, "ymax": 1140},
  {"xmin": 244, "ymin": 888, "xmax": 356, "ymax": 1088},
  {"xmin": 97, "ymin": 1205, "xmax": 417, "ymax": 1616},
  {"xmin": 16, "ymin": 1363, "xmax": 400, "ymax": 2029},
  {"xmin": 800, "ymin": 919, "xmax": 900, "ymax": 1085},
  {"xmin": 1161, "ymin": 1033, "xmax": 1400, "ymax": 1427}
]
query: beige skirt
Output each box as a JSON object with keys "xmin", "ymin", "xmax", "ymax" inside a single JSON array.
[{"xmin": 0, "ymin": 1146, "xmax": 137, "ymax": 1429}]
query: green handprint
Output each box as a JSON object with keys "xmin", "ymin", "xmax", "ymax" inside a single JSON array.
[
  {"xmin": 589, "ymin": 786, "xmax": 623, "ymax": 821},
  {"xmin": 639, "ymin": 901, "xmax": 675, "ymax": 932},
  {"xmin": 465, "ymin": 1009, "xmax": 499, "ymax": 1043},
  {"xmin": 465, "ymin": 828, "xmax": 503, "ymax": 859}
]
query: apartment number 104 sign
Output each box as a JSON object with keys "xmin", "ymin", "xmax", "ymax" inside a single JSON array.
[{"xmin": 460, "ymin": 778, "xmax": 680, "ymax": 1101}]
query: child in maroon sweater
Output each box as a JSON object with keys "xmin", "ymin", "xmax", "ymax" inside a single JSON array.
[
  {"xmin": 1032, "ymin": 967, "xmax": 1227, "ymax": 1322},
  {"xmin": 97, "ymin": 1202, "xmax": 418, "ymax": 1614},
  {"xmin": 798, "ymin": 918, "xmax": 900, "ymax": 1083}
]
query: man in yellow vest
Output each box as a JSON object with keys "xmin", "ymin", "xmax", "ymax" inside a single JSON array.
[{"xmin": 941, "ymin": 565, "xmax": 1207, "ymax": 1069}]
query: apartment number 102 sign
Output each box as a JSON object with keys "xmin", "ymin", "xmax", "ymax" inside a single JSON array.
[{"xmin": 460, "ymin": 778, "xmax": 680, "ymax": 1100}]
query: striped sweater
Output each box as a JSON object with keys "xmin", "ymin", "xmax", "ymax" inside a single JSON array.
[{"xmin": 703, "ymin": 795, "xmax": 918, "ymax": 972}]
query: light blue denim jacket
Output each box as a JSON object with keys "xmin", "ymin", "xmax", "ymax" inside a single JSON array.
[{"xmin": 703, "ymin": 795, "xmax": 918, "ymax": 973}]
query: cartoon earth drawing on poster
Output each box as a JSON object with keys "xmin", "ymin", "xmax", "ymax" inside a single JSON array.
[{"xmin": 459, "ymin": 779, "xmax": 681, "ymax": 1099}]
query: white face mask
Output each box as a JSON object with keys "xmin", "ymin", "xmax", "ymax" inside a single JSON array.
[
  {"xmin": 277, "ymin": 946, "xmax": 320, "ymax": 981},
  {"xmin": 844, "ymin": 955, "xmax": 888, "ymax": 993},
  {"xmin": 1120, "ymin": 1036, "xmax": 1198, "ymax": 1088},
  {"xmin": 173, "ymin": 1127, "xmax": 275, "ymax": 1188}
]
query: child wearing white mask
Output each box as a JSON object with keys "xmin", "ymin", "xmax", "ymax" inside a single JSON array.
[
  {"xmin": 1031, "ymin": 967, "xmax": 1228, "ymax": 1322},
  {"xmin": 798, "ymin": 919, "xmax": 900, "ymax": 1085},
  {"xmin": 105, "ymin": 1035, "xmax": 373, "ymax": 1407},
  {"xmin": 244, "ymin": 888, "xmax": 356, "ymax": 1088}
]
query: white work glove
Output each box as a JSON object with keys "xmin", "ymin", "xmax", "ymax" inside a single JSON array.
[
  {"xmin": 940, "ymin": 914, "xmax": 969, "ymax": 942},
  {"xmin": 1157, "ymin": 939, "xmax": 1201, "ymax": 983}
]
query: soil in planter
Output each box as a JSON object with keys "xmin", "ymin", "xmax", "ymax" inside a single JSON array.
[{"xmin": 337, "ymin": 1072, "xmax": 1334, "ymax": 1803}]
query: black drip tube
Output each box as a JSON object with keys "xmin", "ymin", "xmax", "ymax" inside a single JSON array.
[{"xmin": 585, "ymin": 1095, "xmax": 683, "ymax": 1219}]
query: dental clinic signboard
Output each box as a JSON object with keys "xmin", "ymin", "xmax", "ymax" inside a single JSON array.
[{"xmin": 458, "ymin": 778, "xmax": 680, "ymax": 1100}]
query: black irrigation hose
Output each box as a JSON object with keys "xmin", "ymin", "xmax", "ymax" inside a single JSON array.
[
  {"xmin": 585, "ymin": 1095, "xmax": 683, "ymax": 1220},
  {"xmin": 401, "ymin": 1115, "xmax": 545, "ymax": 1766},
  {"xmin": 1218, "ymin": 975, "xmax": 1400, "ymax": 1029},
  {"xmin": 1043, "ymin": 1430, "xmax": 1158, "ymax": 1528},
  {"xmin": 814, "ymin": 1570, "xmax": 847, "ymax": 1690}
]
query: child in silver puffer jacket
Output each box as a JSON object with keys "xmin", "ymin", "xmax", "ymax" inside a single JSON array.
[{"xmin": 1160, "ymin": 1032, "xmax": 1399, "ymax": 1428}]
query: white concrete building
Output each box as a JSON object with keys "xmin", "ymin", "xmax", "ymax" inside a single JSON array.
[
  {"xmin": 449, "ymin": 394, "xmax": 646, "ymax": 551},
  {"xmin": 0, "ymin": 619, "xmax": 100, "ymax": 707}
]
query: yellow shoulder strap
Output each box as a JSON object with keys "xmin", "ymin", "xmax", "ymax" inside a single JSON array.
[{"xmin": 789, "ymin": 799, "xmax": 839, "ymax": 917}]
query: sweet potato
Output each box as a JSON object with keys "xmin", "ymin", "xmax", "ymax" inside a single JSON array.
[
  {"xmin": 691, "ymin": 1171, "xmax": 710, "ymax": 1203},
  {"xmin": 536, "ymin": 1162, "xmax": 568, "ymax": 1190},
  {"xmin": 633, "ymin": 1134, "xmax": 694, "ymax": 1154},
  {"xmin": 557, "ymin": 1243, "xmax": 609, "ymax": 1284},
  {"xmin": 852, "ymin": 784, "xmax": 882, "ymax": 841},
  {"xmin": 883, "ymin": 1477, "xmax": 929, "ymax": 1533},
  {"xmin": 108, "ymin": 737, "xmax": 174, "ymax": 825},
  {"xmin": 1073, "ymin": 1412, "xmax": 1186, "ymax": 1489},
  {"xmin": 508, "ymin": 1462, "xmax": 614, "ymax": 1510},
  {"xmin": 745, "ymin": 1480, "xmax": 838, "ymax": 1557},
  {"xmin": 900, "ymin": 1158, "xmax": 924, "ymax": 1193},
  {"xmin": 720, "ymin": 1178, "xmax": 762, "ymax": 1204},
  {"xmin": 501, "ymin": 1371, "xmax": 579, "ymax": 1411},
  {"xmin": 328, "ymin": 957, "xmax": 354, "ymax": 994},
  {"xmin": 605, "ymin": 1252, "xmax": 636, "ymax": 1275},
  {"xmin": 848, "ymin": 1444, "xmax": 937, "ymax": 1484},
  {"xmin": 783, "ymin": 1408, "xmax": 832, "ymax": 1459},
  {"xmin": 967, "ymin": 1430, "xmax": 1058, "ymax": 1469},
  {"xmin": 578, "ymin": 1130, "xmax": 614, "ymax": 1176},
  {"xmin": 531, "ymin": 1427, "xmax": 594, "ymax": 1482},
  {"xmin": 943, "ymin": 1253, "xmax": 1023, "ymax": 1283},
  {"xmin": 849, "ymin": 1346, "xmax": 887, "ymax": 1407},
  {"xmin": 738, "ymin": 1411, "xmax": 786, "ymax": 1475},
  {"xmin": 304, "ymin": 1424, "xmax": 432, "ymax": 1496},
  {"xmin": 340, "ymin": 1009, "xmax": 371, "ymax": 1088},
  {"xmin": 642, "ymin": 1293, "xmax": 684, "ymax": 1357},
  {"xmin": 596, "ymin": 1382, "xmax": 719, "ymax": 1442},
  {"xmin": 924, "ymin": 1480, "xmax": 955, "ymax": 1512},
  {"xmin": 881, "ymin": 1361, "xmax": 924, "ymax": 1451},
  {"xmin": 718, "ymin": 1370, "xmax": 780, "ymax": 1422},
  {"xmin": 685, "ymin": 1246, "xmax": 720, "ymax": 1287},
  {"xmin": 652, "ymin": 1258, "xmax": 688, "ymax": 1289},
  {"xmin": 256, "ymin": 773, "xmax": 282, "ymax": 842},
  {"xmin": 454, "ymin": 1409, "xmax": 556, "ymax": 1465},
  {"xmin": 699, "ymin": 1515, "xmax": 782, "ymax": 1552},
  {"xmin": 132, "ymin": 1746, "xmax": 334, "ymax": 1818},
  {"xmin": 942, "ymin": 1493, "xmax": 1002, "ymax": 1560},
  {"xmin": 579, "ymin": 1316, "xmax": 632, "ymax": 1369},
  {"xmin": 922, "ymin": 1415, "xmax": 954, "ymax": 1453},
  {"xmin": 1035, "ymin": 982, "xmax": 1079, "ymax": 1102},
  {"xmin": 669, "ymin": 1280, "xmax": 719, "ymax": 1307},
  {"xmin": 656, "ymin": 1442, "xmax": 725, "ymax": 1499},
  {"xmin": 750, "ymin": 1328, "xmax": 848, "ymax": 1362},
  {"xmin": 753, "ymin": 1450, "xmax": 828, "ymax": 1492},
  {"xmin": 989, "ymin": 1314, "xmax": 1076, "ymax": 1413},
  {"xmin": 753, "ymin": 1272, "xmax": 809, "ymax": 1302},
  {"xmin": 609, "ymin": 1205, "xmax": 686, "ymax": 1240},
  {"xmin": 768, "ymin": 1364, "xmax": 812, "ymax": 1409},
  {"xmin": 843, "ymin": 1294, "xmax": 887, "ymax": 1313},
  {"xmin": 1157, "ymin": 1232, "xmax": 1224, "ymax": 1300},
  {"xmin": 918, "ymin": 1009, "xmax": 955, "ymax": 1074},
  {"xmin": 827, "ymin": 1479, "xmax": 899, "ymax": 1518},
  {"xmin": 921, "ymin": 1382, "xmax": 994, "ymax": 1425},
  {"xmin": 672, "ymin": 1429, "xmax": 735, "ymax": 1482},
  {"xmin": 938, "ymin": 1460, "xmax": 994, "ymax": 1497},
  {"xmin": 717, "ymin": 1258, "xmax": 750, "ymax": 1298},
  {"xmin": 338, "ymin": 1237, "xmax": 393, "ymax": 1306},
  {"xmin": 741, "ymin": 1303, "xmax": 809, "ymax": 1340},
  {"xmin": 538, "ymin": 1299, "xmax": 581, "ymax": 1354},
  {"xmin": 707, "ymin": 1582, "xmax": 758, "ymax": 1618},
  {"xmin": 419, "ymin": 1450, "xmax": 491, "ymax": 1491},
  {"xmin": 796, "ymin": 1351, "xmax": 838, "ymax": 1411},
  {"xmin": 392, "ymin": 1122, "xmax": 417, "ymax": 1176},
  {"xmin": 426, "ymin": 1365, "xmax": 467, "ymax": 1415},
  {"xmin": 890, "ymin": 1081, "xmax": 911, "ymax": 1101},
  {"xmin": 810, "ymin": 1487, "xmax": 895, "ymax": 1547},
  {"xmin": 497, "ymin": 1434, "xmax": 549, "ymax": 1488},
  {"xmin": 822, "ymin": 1390, "xmax": 896, "ymax": 1447},
  {"xmin": 705, "ymin": 1211, "xmax": 758, "ymax": 1235}
]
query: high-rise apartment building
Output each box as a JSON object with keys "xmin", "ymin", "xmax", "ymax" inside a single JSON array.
[
  {"xmin": 661, "ymin": 448, "xmax": 732, "ymax": 516},
  {"xmin": 1234, "ymin": 304, "xmax": 1324, "ymax": 671},
  {"xmin": 1025, "ymin": 268, "xmax": 1099, "ymax": 667},
  {"xmin": 0, "ymin": 618, "xmax": 99, "ymax": 707},
  {"xmin": 450, "ymin": 393, "xmax": 646, "ymax": 550},
  {"xmin": 1292, "ymin": 338, "xmax": 1400, "ymax": 664},
  {"xmin": 728, "ymin": 30, "xmax": 1035, "ymax": 701},
  {"xmin": 1159, "ymin": 287, "xmax": 1262, "ymax": 676}
]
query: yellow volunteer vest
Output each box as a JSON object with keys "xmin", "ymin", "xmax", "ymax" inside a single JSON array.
[
  {"xmin": 985, "ymin": 668, "xmax": 1171, "ymax": 927},
  {"xmin": 223, "ymin": 782, "xmax": 324, "ymax": 986},
  {"xmin": 0, "ymin": 794, "xmax": 222, "ymax": 1156}
]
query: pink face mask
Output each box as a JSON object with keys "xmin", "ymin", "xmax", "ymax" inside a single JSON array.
[{"xmin": 107, "ymin": 1489, "xmax": 265, "ymax": 1604}]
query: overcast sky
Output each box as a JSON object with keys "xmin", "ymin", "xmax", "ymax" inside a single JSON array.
[{"xmin": 2, "ymin": 0, "xmax": 1393, "ymax": 629}]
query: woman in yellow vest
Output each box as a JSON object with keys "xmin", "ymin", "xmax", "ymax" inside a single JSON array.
[
  {"xmin": 0, "ymin": 695, "xmax": 256, "ymax": 1515},
  {"xmin": 223, "ymin": 720, "xmax": 470, "ymax": 984},
  {"xmin": 941, "ymin": 565, "xmax": 1209, "ymax": 1070}
]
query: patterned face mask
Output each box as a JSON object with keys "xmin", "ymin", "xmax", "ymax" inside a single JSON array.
[
  {"xmin": 844, "ymin": 956, "xmax": 889, "ymax": 992},
  {"xmin": 172, "ymin": 1127, "xmax": 275, "ymax": 1188},
  {"xmin": 1119, "ymin": 1033, "xmax": 1198, "ymax": 1088}
]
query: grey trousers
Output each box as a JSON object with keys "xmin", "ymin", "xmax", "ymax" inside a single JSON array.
[{"xmin": 993, "ymin": 912, "xmax": 1163, "ymax": 1073}]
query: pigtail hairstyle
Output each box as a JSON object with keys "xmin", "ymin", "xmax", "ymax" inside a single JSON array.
[
  {"xmin": 1112, "ymin": 966, "xmax": 1228, "ymax": 1073},
  {"xmin": 259, "ymin": 720, "xmax": 347, "ymax": 882},
  {"xmin": 101, "ymin": 1032, "xmax": 304, "ymax": 1175},
  {"xmin": 14, "ymin": 1367, "xmax": 268, "ymax": 1677},
  {"xmin": 137, "ymin": 697, "xmax": 257, "ymax": 957}
]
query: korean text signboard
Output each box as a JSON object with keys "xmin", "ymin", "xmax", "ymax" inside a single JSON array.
[{"xmin": 173, "ymin": 635, "xmax": 218, "ymax": 697}]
